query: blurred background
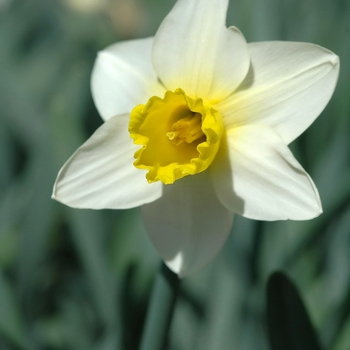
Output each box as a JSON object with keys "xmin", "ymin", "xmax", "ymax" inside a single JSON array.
[{"xmin": 0, "ymin": 0, "xmax": 349, "ymax": 349}]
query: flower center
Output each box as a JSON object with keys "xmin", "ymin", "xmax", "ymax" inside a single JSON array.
[
  {"xmin": 166, "ymin": 113, "xmax": 204, "ymax": 145},
  {"xmin": 128, "ymin": 88, "xmax": 224, "ymax": 184}
]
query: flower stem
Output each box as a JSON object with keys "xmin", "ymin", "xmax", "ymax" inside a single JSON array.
[{"xmin": 139, "ymin": 263, "xmax": 180, "ymax": 350}]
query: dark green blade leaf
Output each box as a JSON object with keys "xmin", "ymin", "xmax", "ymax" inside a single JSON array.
[{"xmin": 267, "ymin": 271, "xmax": 322, "ymax": 350}]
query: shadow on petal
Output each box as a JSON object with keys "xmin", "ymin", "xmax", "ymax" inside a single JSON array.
[
  {"xmin": 233, "ymin": 60, "xmax": 255, "ymax": 93},
  {"xmin": 141, "ymin": 171, "xmax": 234, "ymax": 277},
  {"xmin": 211, "ymin": 134, "xmax": 246, "ymax": 215}
]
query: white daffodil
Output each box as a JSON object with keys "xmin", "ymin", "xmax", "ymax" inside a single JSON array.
[{"xmin": 52, "ymin": 0, "xmax": 339, "ymax": 277}]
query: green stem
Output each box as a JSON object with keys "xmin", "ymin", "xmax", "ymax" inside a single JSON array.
[{"xmin": 139, "ymin": 263, "xmax": 180, "ymax": 350}]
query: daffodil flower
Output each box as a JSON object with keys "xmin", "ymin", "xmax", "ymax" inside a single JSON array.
[{"xmin": 52, "ymin": 0, "xmax": 339, "ymax": 276}]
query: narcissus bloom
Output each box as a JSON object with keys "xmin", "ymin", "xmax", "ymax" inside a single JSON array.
[{"xmin": 52, "ymin": 0, "xmax": 339, "ymax": 276}]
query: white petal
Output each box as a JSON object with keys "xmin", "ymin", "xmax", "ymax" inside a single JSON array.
[
  {"xmin": 141, "ymin": 171, "xmax": 234, "ymax": 277},
  {"xmin": 218, "ymin": 42, "xmax": 339, "ymax": 144},
  {"xmin": 52, "ymin": 114, "xmax": 162, "ymax": 209},
  {"xmin": 212, "ymin": 124, "xmax": 322, "ymax": 221},
  {"xmin": 91, "ymin": 37, "xmax": 165, "ymax": 121},
  {"xmin": 152, "ymin": 0, "xmax": 249, "ymax": 102}
]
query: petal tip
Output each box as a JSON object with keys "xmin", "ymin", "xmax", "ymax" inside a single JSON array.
[
  {"xmin": 51, "ymin": 182, "xmax": 66, "ymax": 205},
  {"xmin": 314, "ymin": 203, "xmax": 323, "ymax": 218},
  {"xmin": 321, "ymin": 48, "xmax": 340, "ymax": 71},
  {"xmin": 51, "ymin": 182, "xmax": 58, "ymax": 201},
  {"xmin": 290, "ymin": 201, "xmax": 323, "ymax": 221},
  {"xmin": 329, "ymin": 53, "xmax": 340, "ymax": 67}
]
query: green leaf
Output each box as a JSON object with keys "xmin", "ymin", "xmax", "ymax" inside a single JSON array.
[
  {"xmin": 0, "ymin": 269, "xmax": 27, "ymax": 349},
  {"xmin": 266, "ymin": 272, "xmax": 322, "ymax": 350},
  {"xmin": 67, "ymin": 209, "xmax": 121, "ymax": 339}
]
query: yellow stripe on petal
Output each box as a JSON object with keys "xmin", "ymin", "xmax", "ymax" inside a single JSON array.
[{"xmin": 128, "ymin": 89, "xmax": 224, "ymax": 184}]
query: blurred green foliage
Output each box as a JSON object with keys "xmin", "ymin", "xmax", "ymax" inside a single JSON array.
[{"xmin": 0, "ymin": 0, "xmax": 350, "ymax": 349}]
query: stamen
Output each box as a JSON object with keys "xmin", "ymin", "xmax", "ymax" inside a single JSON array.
[{"xmin": 166, "ymin": 113, "xmax": 205, "ymax": 145}]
